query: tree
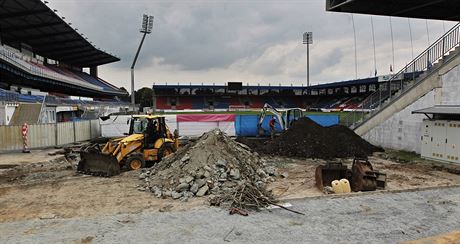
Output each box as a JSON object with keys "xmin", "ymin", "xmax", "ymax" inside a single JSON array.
[
  {"xmin": 135, "ymin": 87, "xmax": 154, "ymax": 110},
  {"xmin": 118, "ymin": 87, "xmax": 131, "ymax": 102}
]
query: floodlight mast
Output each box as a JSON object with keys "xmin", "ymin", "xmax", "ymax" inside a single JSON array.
[
  {"xmin": 131, "ymin": 14, "xmax": 154, "ymax": 108},
  {"xmin": 302, "ymin": 32, "xmax": 312, "ymax": 87}
]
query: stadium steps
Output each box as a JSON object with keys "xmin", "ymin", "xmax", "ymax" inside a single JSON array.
[
  {"xmin": 9, "ymin": 103, "xmax": 42, "ymax": 125},
  {"xmin": 352, "ymin": 41, "xmax": 460, "ymax": 136}
]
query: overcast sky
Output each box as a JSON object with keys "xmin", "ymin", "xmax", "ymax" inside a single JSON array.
[{"xmin": 49, "ymin": 0, "xmax": 455, "ymax": 90}]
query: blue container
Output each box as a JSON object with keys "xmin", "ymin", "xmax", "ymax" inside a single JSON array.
[{"xmin": 235, "ymin": 114, "xmax": 339, "ymax": 137}]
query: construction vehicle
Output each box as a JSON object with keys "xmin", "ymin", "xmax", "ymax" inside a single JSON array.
[
  {"xmin": 77, "ymin": 115, "xmax": 179, "ymax": 176},
  {"xmin": 257, "ymin": 103, "xmax": 304, "ymax": 136}
]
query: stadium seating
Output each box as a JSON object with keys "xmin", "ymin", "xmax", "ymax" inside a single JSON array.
[
  {"xmin": 151, "ymin": 93, "xmax": 372, "ymax": 111},
  {"xmin": 0, "ymin": 44, "xmax": 126, "ymax": 98},
  {"xmin": 191, "ymin": 97, "xmax": 206, "ymax": 109},
  {"xmin": 248, "ymin": 97, "xmax": 268, "ymax": 108},
  {"xmin": 176, "ymin": 97, "xmax": 193, "ymax": 110},
  {"xmin": 156, "ymin": 96, "xmax": 170, "ymax": 110}
]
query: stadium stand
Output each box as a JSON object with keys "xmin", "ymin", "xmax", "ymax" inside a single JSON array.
[
  {"xmin": 0, "ymin": 0, "xmax": 127, "ymax": 99},
  {"xmin": 152, "ymin": 74, "xmax": 416, "ymax": 111},
  {"xmin": 0, "ymin": 0, "xmax": 130, "ymax": 125}
]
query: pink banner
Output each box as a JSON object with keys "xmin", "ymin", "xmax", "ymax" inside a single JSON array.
[{"xmin": 177, "ymin": 114, "xmax": 236, "ymax": 122}]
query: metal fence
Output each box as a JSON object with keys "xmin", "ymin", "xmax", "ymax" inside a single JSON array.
[
  {"xmin": 343, "ymin": 22, "xmax": 460, "ymax": 129},
  {"xmin": 0, "ymin": 119, "xmax": 100, "ymax": 152}
]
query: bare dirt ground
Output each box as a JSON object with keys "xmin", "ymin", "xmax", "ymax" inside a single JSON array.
[
  {"xmin": 0, "ymin": 150, "xmax": 206, "ymax": 223},
  {"xmin": 0, "ymin": 149, "xmax": 63, "ymax": 168},
  {"xmin": 268, "ymin": 154, "xmax": 460, "ymax": 200},
  {"xmin": 1, "ymin": 149, "xmax": 459, "ymax": 223}
]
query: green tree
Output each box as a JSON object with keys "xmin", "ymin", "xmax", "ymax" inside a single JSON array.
[
  {"xmin": 135, "ymin": 87, "xmax": 154, "ymax": 110},
  {"xmin": 118, "ymin": 87, "xmax": 131, "ymax": 102}
]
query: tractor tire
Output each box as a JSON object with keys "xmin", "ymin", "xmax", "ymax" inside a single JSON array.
[
  {"xmin": 158, "ymin": 142, "xmax": 176, "ymax": 162},
  {"xmin": 125, "ymin": 153, "xmax": 146, "ymax": 171}
]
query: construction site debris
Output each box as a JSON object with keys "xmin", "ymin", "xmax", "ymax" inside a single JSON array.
[
  {"xmin": 237, "ymin": 117, "xmax": 383, "ymax": 159},
  {"xmin": 315, "ymin": 157, "xmax": 387, "ymax": 193},
  {"xmin": 351, "ymin": 157, "xmax": 387, "ymax": 191},
  {"xmin": 140, "ymin": 129, "xmax": 276, "ymax": 210}
]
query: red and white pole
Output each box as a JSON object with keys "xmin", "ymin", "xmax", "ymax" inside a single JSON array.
[{"xmin": 22, "ymin": 123, "xmax": 30, "ymax": 153}]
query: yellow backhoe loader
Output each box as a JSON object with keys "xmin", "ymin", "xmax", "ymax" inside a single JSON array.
[{"xmin": 77, "ymin": 115, "xmax": 179, "ymax": 176}]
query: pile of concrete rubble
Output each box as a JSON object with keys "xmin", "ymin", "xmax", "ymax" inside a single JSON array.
[{"xmin": 139, "ymin": 129, "xmax": 277, "ymax": 208}]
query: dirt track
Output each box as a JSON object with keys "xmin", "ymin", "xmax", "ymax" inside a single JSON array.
[{"xmin": 1, "ymin": 149, "xmax": 459, "ymax": 223}]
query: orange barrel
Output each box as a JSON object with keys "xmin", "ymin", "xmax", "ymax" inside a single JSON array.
[
  {"xmin": 331, "ymin": 180, "xmax": 343, "ymax": 194},
  {"xmin": 339, "ymin": 179, "xmax": 351, "ymax": 193}
]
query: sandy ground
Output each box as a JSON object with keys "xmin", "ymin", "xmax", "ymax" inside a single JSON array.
[
  {"xmin": 268, "ymin": 155, "xmax": 460, "ymax": 200},
  {"xmin": 0, "ymin": 149, "xmax": 63, "ymax": 168},
  {"xmin": 0, "ymin": 160, "xmax": 206, "ymax": 223},
  {"xmin": 0, "ymin": 149, "xmax": 459, "ymax": 223}
]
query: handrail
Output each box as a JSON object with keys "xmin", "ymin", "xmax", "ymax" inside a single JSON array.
[{"xmin": 343, "ymin": 22, "xmax": 460, "ymax": 128}]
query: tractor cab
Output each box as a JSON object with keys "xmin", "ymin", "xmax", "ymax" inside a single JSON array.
[{"xmin": 129, "ymin": 115, "xmax": 170, "ymax": 148}]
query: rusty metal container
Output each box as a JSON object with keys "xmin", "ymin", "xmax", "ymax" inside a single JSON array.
[
  {"xmin": 315, "ymin": 162, "xmax": 349, "ymax": 190},
  {"xmin": 351, "ymin": 157, "xmax": 377, "ymax": 192}
]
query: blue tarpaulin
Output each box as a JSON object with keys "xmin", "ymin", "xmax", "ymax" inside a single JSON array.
[
  {"xmin": 235, "ymin": 114, "xmax": 339, "ymax": 137},
  {"xmin": 306, "ymin": 115, "xmax": 339, "ymax": 127}
]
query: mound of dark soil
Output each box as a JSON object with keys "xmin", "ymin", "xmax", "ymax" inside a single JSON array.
[{"xmin": 237, "ymin": 118, "xmax": 382, "ymax": 159}]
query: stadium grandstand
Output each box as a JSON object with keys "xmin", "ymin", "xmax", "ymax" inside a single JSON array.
[
  {"xmin": 0, "ymin": 0, "xmax": 129, "ymax": 125},
  {"xmin": 152, "ymin": 73, "xmax": 419, "ymax": 112}
]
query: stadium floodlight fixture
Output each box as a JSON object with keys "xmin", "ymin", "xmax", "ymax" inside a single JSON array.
[
  {"xmin": 140, "ymin": 15, "xmax": 154, "ymax": 34},
  {"xmin": 303, "ymin": 32, "xmax": 313, "ymax": 45}
]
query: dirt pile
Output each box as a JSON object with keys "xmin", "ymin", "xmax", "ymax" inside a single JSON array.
[
  {"xmin": 237, "ymin": 117, "xmax": 382, "ymax": 159},
  {"xmin": 139, "ymin": 129, "xmax": 277, "ymax": 209}
]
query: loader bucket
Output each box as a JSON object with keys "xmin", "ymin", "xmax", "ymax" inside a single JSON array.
[
  {"xmin": 78, "ymin": 151, "xmax": 121, "ymax": 177},
  {"xmin": 315, "ymin": 162, "xmax": 349, "ymax": 190},
  {"xmin": 350, "ymin": 158, "xmax": 378, "ymax": 192}
]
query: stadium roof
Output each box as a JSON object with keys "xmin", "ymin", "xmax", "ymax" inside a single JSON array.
[
  {"xmin": 0, "ymin": 0, "xmax": 120, "ymax": 67},
  {"xmin": 326, "ymin": 0, "xmax": 460, "ymax": 21},
  {"xmin": 153, "ymin": 77, "xmax": 381, "ymax": 90},
  {"xmin": 152, "ymin": 73, "xmax": 420, "ymax": 91}
]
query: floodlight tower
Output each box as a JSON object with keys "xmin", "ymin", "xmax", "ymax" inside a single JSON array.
[
  {"xmin": 131, "ymin": 14, "xmax": 154, "ymax": 107},
  {"xmin": 303, "ymin": 32, "xmax": 313, "ymax": 87}
]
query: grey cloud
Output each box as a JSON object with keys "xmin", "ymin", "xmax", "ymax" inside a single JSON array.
[{"xmin": 48, "ymin": 0, "xmax": 454, "ymax": 87}]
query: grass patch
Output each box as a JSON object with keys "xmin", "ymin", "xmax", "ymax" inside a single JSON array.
[{"xmin": 383, "ymin": 149, "xmax": 422, "ymax": 163}]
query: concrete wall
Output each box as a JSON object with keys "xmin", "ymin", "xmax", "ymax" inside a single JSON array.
[
  {"xmin": 363, "ymin": 65, "xmax": 460, "ymax": 153},
  {"xmin": 0, "ymin": 120, "xmax": 101, "ymax": 152}
]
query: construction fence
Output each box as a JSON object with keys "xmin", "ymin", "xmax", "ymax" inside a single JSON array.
[
  {"xmin": 100, "ymin": 114, "xmax": 339, "ymax": 138},
  {"xmin": 0, "ymin": 120, "xmax": 100, "ymax": 152}
]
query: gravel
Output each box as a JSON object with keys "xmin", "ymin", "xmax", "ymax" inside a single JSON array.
[
  {"xmin": 141, "ymin": 129, "xmax": 275, "ymax": 206},
  {"xmin": 1, "ymin": 187, "xmax": 459, "ymax": 243}
]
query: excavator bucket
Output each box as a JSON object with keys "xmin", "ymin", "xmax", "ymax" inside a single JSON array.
[
  {"xmin": 350, "ymin": 157, "xmax": 382, "ymax": 191},
  {"xmin": 77, "ymin": 145, "xmax": 121, "ymax": 177},
  {"xmin": 315, "ymin": 162, "xmax": 349, "ymax": 190}
]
